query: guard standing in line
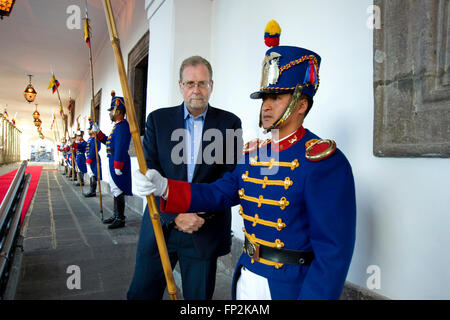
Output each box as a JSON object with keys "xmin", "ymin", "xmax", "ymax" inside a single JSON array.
[
  {"xmin": 61, "ymin": 140, "xmax": 69, "ymax": 176},
  {"xmin": 84, "ymin": 118, "xmax": 102, "ymax": 197},
  {"xmin": 73, "ymin": 130, "xmax": 87, "ymax": 187},
  {"xmin": 57, "ymin": 139, "xmax": 67, "ymax": 175},
  {"xmin": 66, "ymin": 135, "xmax": 76, "ymax": 181},
  {"xmin": 63, "ymin": 139, "xmax": 70, "ymax": 176},
  {"xmin": 133, "ymin": 20, "xmax": 357, "ymax": 300},
  {"xmin": 92, "ymin": 91, "xmax": 132, "ymax": 229}
]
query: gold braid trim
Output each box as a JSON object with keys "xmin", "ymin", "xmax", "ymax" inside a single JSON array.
[
  {"xmin": 241, "ymin": 171, "xmax": 293, "ymax": 190},
  {"xmin": 239, "ymin": 206, "xmax": 286, "ymax": 231},
  {"xmin": 249, "ymin": 156, "xmax": 299, "ymax": 171},
  {"xmin": 238, "ymin": 189, "xmax": 289, "ymax": 210}
]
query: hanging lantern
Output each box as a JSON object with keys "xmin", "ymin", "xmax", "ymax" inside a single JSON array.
[
  {"xmin": 33, "ymin": 103, "xmax": 40, "ymax": 120},
  {"xmin": 24, "ymin": 74, "xmax": 37, "ymax": 103},
  {"xmin": 34, "ymin": 118, "xmax": 42, "ymax": 127},
  {"xmin": 0, "ymin": 0, "xmax": 16, "ymax": 20}
]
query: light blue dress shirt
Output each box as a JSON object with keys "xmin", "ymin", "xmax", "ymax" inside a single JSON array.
[{"xmin": 184, "ymin": 104, "xmax": 208, "ymax": 183}]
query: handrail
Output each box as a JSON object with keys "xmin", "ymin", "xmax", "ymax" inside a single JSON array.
[
  {"xmin": 0, "ymin": 160, "xmax": 29, "ymax": 299},
  {"xmin": 0, "ymin": 161, "xmax": 27, "ymax": 228}
]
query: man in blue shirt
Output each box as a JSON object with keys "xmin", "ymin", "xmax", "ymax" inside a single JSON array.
[{"xmin": 127, "ymin": 56, "xmax": 242, "ymax": 300}]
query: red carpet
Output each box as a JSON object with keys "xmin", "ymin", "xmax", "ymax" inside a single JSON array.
[{"xmin": 0, "ymin": 166, "xmax": 43, "ymax": 225}]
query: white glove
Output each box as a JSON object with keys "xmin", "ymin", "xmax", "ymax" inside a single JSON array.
[
  {"xmin": 92, "ymin": 123, "xmax": 100, "ymax": 133},
  {"xmin": 115, "ymin": 168, "xmax": 123, "ymax": 176},
  {"xmin": 67, "ymin": 140, "xmax": 73, "ymax": 147},
  {"xmin": 133, "ymin": 169, "xmax": 168, "ymax": 197}
]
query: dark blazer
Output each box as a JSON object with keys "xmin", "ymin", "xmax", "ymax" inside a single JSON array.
[{"xmin": 143, "ymin": 103, "xmax": 243, "ymax": 259}]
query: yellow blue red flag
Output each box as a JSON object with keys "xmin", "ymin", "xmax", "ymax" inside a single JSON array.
[
  {"xmin": 48, "ymin": 75, "xmax": 60, "ymax": 94},
  {"xmin": 84, "ymin": 18, "xmax": 91, "ymax": 48}
]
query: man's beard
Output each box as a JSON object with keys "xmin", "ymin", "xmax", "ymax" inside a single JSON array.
[
  {"xmin": 188, "ymin": 95, "xmax": 208, "ymax": 110},
  {"xmin": 187, "ymin": 96, "xmax": 207, "ymax": 110}
]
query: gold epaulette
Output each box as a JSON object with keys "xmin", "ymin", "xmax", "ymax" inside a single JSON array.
[
  {"xmin": 305, "ymin": 139, "xmax": 337, "ymax": 162},
  {"xmin": 243, "ymin": 138, "xmax": 271, "ymax": 154}
]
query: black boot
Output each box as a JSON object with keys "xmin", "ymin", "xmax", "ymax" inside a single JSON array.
[
  {"xmin": 103, "ymin": 196, "xmax": 118, "ymax": 224},
  {"xmin": 84, "ymin": 176, "xmax": 97, "ymax": 197},
  {"xmin": 76, "ymin": 172, "xmax": 85, "ymax": 186},
  {"xmin": 109, "ymin": 193, "xmax": 125, "ymax": 229}
]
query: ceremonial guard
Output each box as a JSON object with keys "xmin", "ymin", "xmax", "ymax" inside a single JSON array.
[
  {"xmin": 73, "ymin": 131, "xmax": 87, "ymax": 186},
  {"xmin": 64, "ymin": 140, "xmax": 70, "ymax": 176},
  {"xmin": 134, "ymin": 21, "xmax": 356, "ymax": 300},
  {"xmin": 84, "ymin": 118, "xmax": 102, "ymax": 197},
  {"xmin": 92, "ymin": 91, "xmax": 132, "ymax": 229},
  {"xmin": 57, "ymin": 139, "xmax": 67, "ymax": 175},
  {"xmin": 66, "ymin": 135, "xmax": 76, "ymax": 181}
]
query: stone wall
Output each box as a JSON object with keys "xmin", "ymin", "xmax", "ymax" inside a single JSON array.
[{"xmin": 373, "ymin": 0, "xmax": 450, "ymax": 157}]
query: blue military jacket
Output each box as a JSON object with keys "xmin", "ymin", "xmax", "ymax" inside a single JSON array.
[
  {"xmin": 74, "ymin": 140, "xmax": 87, "ymax": 173},
  {"xmin": 161, "ymin": 126, "xmax": 356, "ymax": 300},
  {"xmin": 98, "ymin": 119, "xmax": 132, "ymax": 195},
  {"xmin": 86, "ymin": 136, "xmax": 102, "ymax": 179}
]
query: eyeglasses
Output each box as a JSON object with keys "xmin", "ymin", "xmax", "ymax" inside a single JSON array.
[{"xmin": 181, "ymin": 81, "xmax": 211, "ymax": 89}]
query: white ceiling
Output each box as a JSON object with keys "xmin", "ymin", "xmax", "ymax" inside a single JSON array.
[{"xmin": 0, "ymin": 0, "xmax": 127, "ymax": 142}]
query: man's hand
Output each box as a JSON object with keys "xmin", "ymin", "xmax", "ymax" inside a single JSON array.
[
  {"xmin": 174, "ymin": 213, "xmax": 205, "ymax": 234},
  {"xmin": 133, "ymin": 169, "xmax": 168, "ymax": 197}
]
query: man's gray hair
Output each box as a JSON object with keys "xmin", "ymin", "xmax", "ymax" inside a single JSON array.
[{"xmin": 179, "ymin": 56, "xmax": 213, "ymax": 81}]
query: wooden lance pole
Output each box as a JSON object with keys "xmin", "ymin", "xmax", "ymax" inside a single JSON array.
[
  {"xmin": 103, "ymin": 0, "xmax": 178, "ymax": 300},
  {"xmin": 84, "ymin": 4, "xmax": 104, "ymax": 219},
  {"xmin": 54, "ymin": 82, "xmax": 75, "ymax": 182}
]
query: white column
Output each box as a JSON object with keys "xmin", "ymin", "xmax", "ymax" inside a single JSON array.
[{"xmin": 145, "ymin": 0, "xmax": 212, "ymax": 116}]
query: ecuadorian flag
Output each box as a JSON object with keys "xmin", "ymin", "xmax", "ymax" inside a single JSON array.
[
  {"xmin": 84, "ymin": 19, "xmax": 91, "ymax": 48},
  {"xmin": 48, "ymin": 75, "xmax": 60, "ymax": 94}
]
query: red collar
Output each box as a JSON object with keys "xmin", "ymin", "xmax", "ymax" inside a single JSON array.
[{"xmin": 271, "ymin": 126, "xmax": 306, "ymax": 152}]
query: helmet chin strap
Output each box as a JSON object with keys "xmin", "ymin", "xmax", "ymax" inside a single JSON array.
[{"xmin": 261, "ymin": 84, "xmax": 304, "ymax": 134}]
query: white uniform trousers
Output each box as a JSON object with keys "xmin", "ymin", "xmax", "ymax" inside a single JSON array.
[{"xmin": 236, "ymin": 266, "xmax": 272, "ymax": 300}]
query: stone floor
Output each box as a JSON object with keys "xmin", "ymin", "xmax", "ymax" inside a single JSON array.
[{"xmin": 3, "ymin": 162, "xmax": 233, "ymax": 300}]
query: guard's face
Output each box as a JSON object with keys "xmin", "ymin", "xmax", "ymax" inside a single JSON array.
[
  {"xmin": 260, "ymin": 93, "xmax": 293, "ymax": 129},
  {"xmin": 109, "ymin": 109, "xmax": 116, "ymax": 121},
  {"xmin": 179, "ymin": 64, "xmax": 213, "ymax": 113}
]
